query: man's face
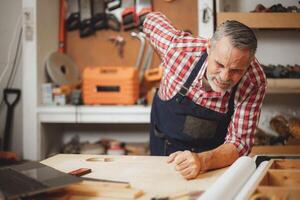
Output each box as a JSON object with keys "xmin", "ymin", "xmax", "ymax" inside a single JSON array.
[{"xmin": 206, "ymin": 36, "xmax": 251, "ymax": 93}]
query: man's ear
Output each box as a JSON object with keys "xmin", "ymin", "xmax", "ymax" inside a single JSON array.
[{"xmin": 207, "ymin": 40, "xmax": 211, "ymax": 55}]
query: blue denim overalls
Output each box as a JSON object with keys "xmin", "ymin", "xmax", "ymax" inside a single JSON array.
[{"xmin": 150, "ymin": 52, "xmax": 238, "ymax": 156}]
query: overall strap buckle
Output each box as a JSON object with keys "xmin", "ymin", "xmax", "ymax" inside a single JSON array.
[
  {"xmin": 176, "ymin": 85, "xmax": 189, "ymax": 103},
  {"xmin": 178, "ymin": 85, "xmax": 189, "ymax": 97}
]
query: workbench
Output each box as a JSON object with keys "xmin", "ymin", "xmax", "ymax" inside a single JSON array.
[{"xmin": 41, "ymin": 154, "xmax": 227, "ymax": 199}]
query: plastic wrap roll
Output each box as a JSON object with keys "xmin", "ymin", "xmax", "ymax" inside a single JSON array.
[
  {"xmin": 234, "ymin": 161, "xmax": 269, "ymax": 200},
  {"xmin": 199, "ymin": 156, "xmax": 256, "ymax": 200}
]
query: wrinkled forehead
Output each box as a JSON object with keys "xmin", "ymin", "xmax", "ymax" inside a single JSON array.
[{"xmin": 213, "ymin": 37, "xmax": 251, "ymax": 69}]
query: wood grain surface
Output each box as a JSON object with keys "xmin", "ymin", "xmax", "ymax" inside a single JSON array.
[{"xmin": 41, "ymin": 154, "xmax": 226, "ymax": 199}]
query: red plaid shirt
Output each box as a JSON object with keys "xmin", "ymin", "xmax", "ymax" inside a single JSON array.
[{"xmin": 144, "ymin": 12, "xmax": 267, "ymax": 156}]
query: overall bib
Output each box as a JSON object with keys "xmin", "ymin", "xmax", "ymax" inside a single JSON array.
[{"xmin": 150, "ymin": 52, "xmax": 238, "ymax": 156}]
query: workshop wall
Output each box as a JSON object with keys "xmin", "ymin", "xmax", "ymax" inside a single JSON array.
[
  {"xmin": 0, "ymin": 0, "xmax": 23, "ymax": 156},
  {"xmin": 66, "ymin": 0, "xmax": 198, "ymax": 71}
]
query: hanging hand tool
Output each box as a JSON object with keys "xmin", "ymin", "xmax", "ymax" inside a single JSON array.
[
  {"xmin": 139, "ymin": 33, "xmax": 154, "ymax": 82},
  {"xmin": 121, "ymin": 0, "xmax": 136, "ymax": 31},
  {"xmin": 2, "ymin": 89, "xmax": 21, "ymax": 151},
  {"xmin": 136, "ymin": 0, "xmax": 152, "ymax": 30},
  {"xmin": 105, "ymin": 0, "xmax": 122, "ymax": 31},
  {"xmin": 106, "ymin": 13, "xmax": 121, "ymax": 31},
  {"xmin": 108, "ymin": 36, "xmax": 125, "ymax": 58},
  {"xmin": 105, "ymin": 0, "xmax": 121, "ymax": 11},
  {"xmin": 92, "ymin": 0, "xmax": 107, "ymax": 30},
  {"xmin": 79, "ymin": 0, "xmax": 94, "ymax": 37},
  {"xmin": 130, "ymin": 32, "xmax": 146, "ymax": 73},
  {"xmin": 66, "ymin": 0, "xmax": 80, "ymax": 31}
]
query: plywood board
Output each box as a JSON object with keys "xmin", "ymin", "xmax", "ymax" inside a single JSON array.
[{"xmin": 41, "ymin": 154, "xmax": 226, "ymax": 199}]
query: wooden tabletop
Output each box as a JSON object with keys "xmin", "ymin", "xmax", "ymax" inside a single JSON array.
[{"xmin": 41, "ymin": 154, "xmax": 226, "ymax": 199}]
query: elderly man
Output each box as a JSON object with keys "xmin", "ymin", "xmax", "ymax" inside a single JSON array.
[{"xmin": 143, "ymin": 12, "xmax": 266, "ymax": 180}]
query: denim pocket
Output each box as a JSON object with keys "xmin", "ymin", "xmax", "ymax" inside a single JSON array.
[{"xmin": 182, "ymin": 115, "xmax": 218, "ymax": 139}]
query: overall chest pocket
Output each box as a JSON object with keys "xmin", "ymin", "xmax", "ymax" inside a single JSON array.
[{"xmin": 182, "ymin": 115, "xmax": 218, "ymax": 139}]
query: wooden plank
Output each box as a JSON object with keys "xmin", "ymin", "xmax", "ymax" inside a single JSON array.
[
  {"xmin": 271, "ymin": 160, "xmax": 300, "ymax": 170},
  {"xmin": 268, "ymin": 79, "xmax": 300, "ymax": 89},
  {"xmin": 250, "ymin": 145, "xmax": 300, "ymax": 156},
  {"xmin": 267, "ymin": 79, "xmax": 300, "ymax": 93},
  {"xmin": 217, "ymin": 13, "xmax": 300, "ymax": 29},
  {"xmin": 66, "ymin": 182, "xmax": 144, "ymax": 199},
  {"xmin": 253, "ymin": 186, "xmax": 300, "ymax": 200},
  {"xmin": 261, "ymin": 170, "xmax": 300, "ymax": 187}
]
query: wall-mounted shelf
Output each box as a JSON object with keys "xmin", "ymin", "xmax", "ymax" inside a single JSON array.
[
  {"xmin": 217, "ymin": 13, "xmax": 300, "ymax": 29},
  {"xmin": 267, "ymin": 79, "xmax": 300, "ymax": 93},
  {"xmin": 38, "ymin": 105, "xmax": 151, "ymax": 123}
]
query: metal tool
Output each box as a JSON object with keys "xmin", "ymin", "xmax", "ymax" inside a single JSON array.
[
  {"xmin": 2, "ymin": 89, "xmax": 21, "ymax": 151},
  {"xmin": 66, "ymin": 0, "xmax": 80, "ymax": 31},
  {"xmin": 104, "ymin": 0, "xmax": 122, "ymax": 31},
  {"xmin": 136, "ymin": 0, "xmax": 153, "ymax": 30},
  {"xmin": 121, "ymin": 0, "xmax": 136, "ymax": 30},
  {"xmin": 130, "ymin": 32, "xmax": 146, "ymax": 72},
  {"xmin": 108, "ymin": 35, "xmax": 125, "ymax": 58},
  {"xmin": 79, "ymin": 0, "xmax": 94, "ymax": 37},
  {"xmin": 139, "ymin": 33, "xmax": 154, "ymax": 82},
  {"xmin": 105, "ymin": 0, "xmax": 122, "ymax": 11},
  {"xmin": 92, "ymin": 0, "xmax": 107, "ymax": 30}
]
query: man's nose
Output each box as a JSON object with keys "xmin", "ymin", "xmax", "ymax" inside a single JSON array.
[{"xmin": 220, "ymin": 69, "xmax": 230, "ymax": 82}]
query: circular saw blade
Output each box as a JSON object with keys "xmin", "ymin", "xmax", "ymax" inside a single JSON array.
[{"xmin": 46, "ymin": 52, "xmax": 79, "ymax": 86}]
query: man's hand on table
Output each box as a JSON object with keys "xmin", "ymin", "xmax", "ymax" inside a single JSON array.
[
  {"xmin": 167, "ymin": 150, "xmax": 205, "ymax": 180},
  {"xmin": 167, "ymin": 144, "xmax": 240, "ymax": 180}
]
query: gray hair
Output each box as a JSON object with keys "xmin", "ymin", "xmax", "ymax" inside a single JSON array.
[{"xmin": 211, "ymin": 20, "xmax": 257, "ymax": 60}]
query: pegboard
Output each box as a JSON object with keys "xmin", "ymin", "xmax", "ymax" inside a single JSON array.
[{"xmin": 66, "ymin": 0, "xmax": 199, "ymax": 72}]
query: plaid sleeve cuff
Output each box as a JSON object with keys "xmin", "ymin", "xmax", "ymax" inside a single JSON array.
[{"xmin": 224, "ymin": 139, "xmax": 251, "ymax": 157}]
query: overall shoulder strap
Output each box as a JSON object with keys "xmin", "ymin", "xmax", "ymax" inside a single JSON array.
[
  {"xmin": 228, "ymin": 83, "xmax": 239, "ymax": 117},
  {"xmin": 178, "ymin": 52, "xmax": 208, "ymax": 97}
]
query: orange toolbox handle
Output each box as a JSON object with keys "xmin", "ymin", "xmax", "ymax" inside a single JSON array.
[{"xmin": 144, "ymin": 66, "xmax": 163, "ymax": 82}]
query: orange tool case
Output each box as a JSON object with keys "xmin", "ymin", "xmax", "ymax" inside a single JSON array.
[{"xmin": 82, "ymin": 67, "xmax": 139, "ymax": 105}]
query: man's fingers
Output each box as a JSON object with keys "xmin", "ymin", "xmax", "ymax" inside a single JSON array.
[
  {"xmin": 175, "ymin": 160, "xmax": 189, "ymax": 171},
  {"xmin": 184, "ymin": 171, "xmax": 198, "ymax": 180},
  {"xmin": 167, "ymin": 151, "xmax": 181, "ymax": 163},
  {"xmin": 179, "ymin": 167, "xmax": 190, "ymax": 176},
  {"xmin": 178, "ymin": 166, "xmax": 199, "ymax": 180}
]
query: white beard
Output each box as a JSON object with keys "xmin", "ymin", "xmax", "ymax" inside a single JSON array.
[{"xmin": 206, "ymin": 74, "xmax": 232, "ymax": 93}]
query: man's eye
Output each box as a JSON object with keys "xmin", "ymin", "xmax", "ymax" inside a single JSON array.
[
  {"xmin": 216, "ymin": 63, "xmax": 224, "ymax": 68},
  {"xmin": 230, "ymin": 69, "xmax": 242, "ymax": 74}
]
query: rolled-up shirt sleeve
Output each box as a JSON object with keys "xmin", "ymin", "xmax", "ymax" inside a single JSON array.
[
  {"xmin": 143, "ymin": 12, "xmax": 182, "ymax": 61},
  {"xmin": 225, "ymin": 82, "xmax": 266, "ymax": 156}
]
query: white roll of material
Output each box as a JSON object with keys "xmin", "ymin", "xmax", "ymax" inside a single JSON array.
[
  {"xmin": 234, "ymin": 161, "xmax": 269, "ymax": 200},
  {"xmin": 198, "ymin": 156, "xmax": 256, "ymax": 200}
]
